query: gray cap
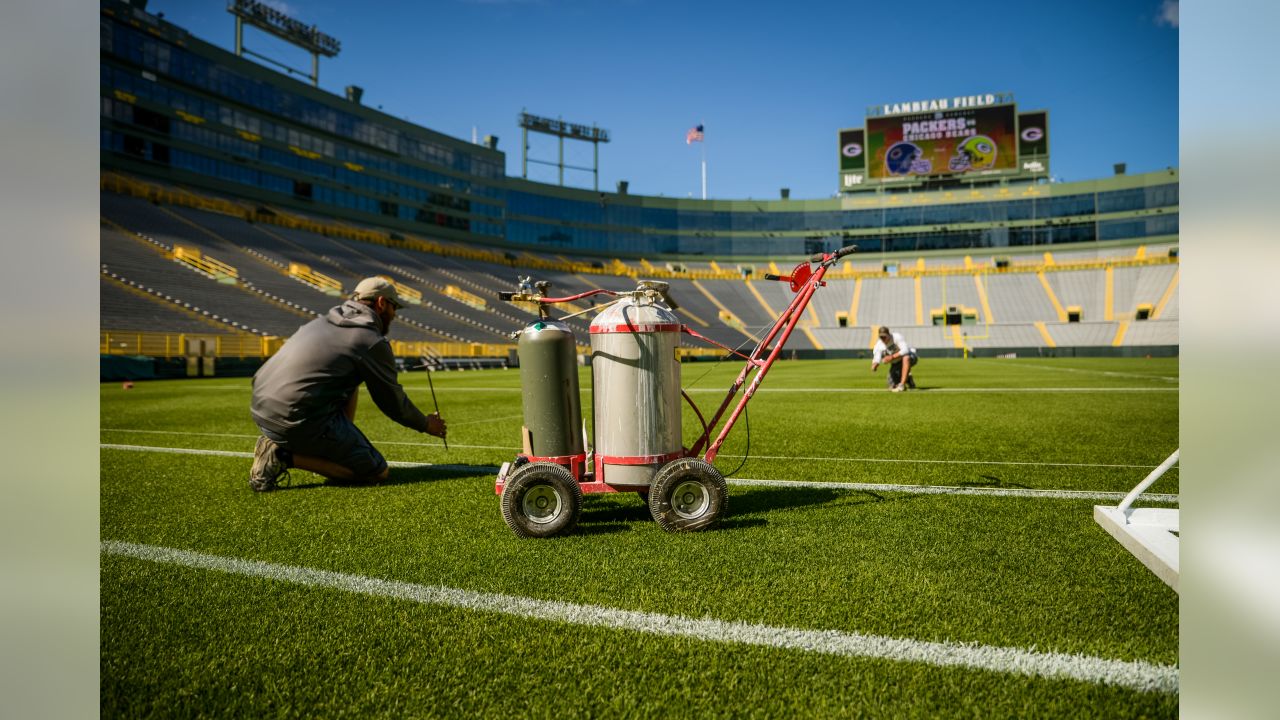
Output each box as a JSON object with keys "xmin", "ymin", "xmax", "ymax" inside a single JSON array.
[{"xmin": 351, "ymin": 276, "xmax": 403, "ymax": 308}]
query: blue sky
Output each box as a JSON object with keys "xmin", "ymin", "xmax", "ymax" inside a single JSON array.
[{"xmin": 151, "ymin": 0, "xmax": 1178, "ymax": 200}]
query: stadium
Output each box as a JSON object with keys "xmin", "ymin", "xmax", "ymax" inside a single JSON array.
[{"xmin": 100, "ymin": 0, "xmax": 1179, "ymax": 716}]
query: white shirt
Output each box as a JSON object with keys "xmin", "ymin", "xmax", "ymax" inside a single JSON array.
[{"xmin": 872, "ymin": 331, "xmax": 914, "ymax": 364}]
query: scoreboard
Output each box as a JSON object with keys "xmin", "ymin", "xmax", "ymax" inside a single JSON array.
[{"xmin": 839, "ymin": 93, "xmax": 1049, "ymax": 191}]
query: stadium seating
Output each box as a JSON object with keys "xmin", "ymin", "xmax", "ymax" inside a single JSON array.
[{"xmin": 100, "ymin": 177, "xmax": 1179, "ymax": 359}]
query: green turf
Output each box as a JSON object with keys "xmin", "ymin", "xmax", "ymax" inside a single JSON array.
[{"xmin": 101, "ymin": 358, "xmax": 1179, "ymax": 717}]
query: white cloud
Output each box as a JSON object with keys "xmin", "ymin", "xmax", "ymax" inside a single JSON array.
[{"xmin": 1157, "ymin": 0, "xmax": 1178, "ymax": 28}]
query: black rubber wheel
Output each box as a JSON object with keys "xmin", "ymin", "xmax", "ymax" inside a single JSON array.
[
  {"xmin": 648, "ymin": 458, "xmax": 727, "ymax": 532},
  {"xmin": 500, "ymin": 462, "xmax": 582, "ymax": 538}
]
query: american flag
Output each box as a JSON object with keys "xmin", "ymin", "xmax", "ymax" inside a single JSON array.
[{"xmin": 686, "ymin": 124, "xmax": 704, "ymax": 144}]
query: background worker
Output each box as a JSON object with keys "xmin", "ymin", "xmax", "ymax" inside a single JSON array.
[
  {"xmin": 248, "ymin": 276, "xmax": 447, "ymax": 491},
  {"xmin": 871, "ymin": 325, "xmax": 918, "ymax": 392}
]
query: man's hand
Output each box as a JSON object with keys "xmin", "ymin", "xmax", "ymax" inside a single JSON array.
[
  {"xmin": 871, "ymin": 361, "xmax": 880, "ymax": 372},
  {"xmin": 425, "ymin": 413, "xmax": 447, "ymax": 438}
]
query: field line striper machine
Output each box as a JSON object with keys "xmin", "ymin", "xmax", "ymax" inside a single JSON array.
[{"xmin": 494, "ymin": 245, "xmax": 856, "ymax": 537}]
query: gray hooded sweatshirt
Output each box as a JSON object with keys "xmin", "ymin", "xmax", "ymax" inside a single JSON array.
[{"xmin": 251, "ymin": 300, "xmax": 429, "ymax": 440}]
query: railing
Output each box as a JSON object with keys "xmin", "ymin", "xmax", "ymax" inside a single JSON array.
[
  {"xmin": 388, "ymin": 279, "xmax": 423, "ymax": 305},
  {"xmin": 172, "ymin": 245, "xmax": 238, "ymax": 282},
  {"xmin": 287, "ymin": 262, "xmax": 343, "ymax": 295},
  {"xmin": 101, "ymin": 330, "xmax": 516, "ymax": 360},
  {"xmin": 443, "ymin": 285, "xmax": 487, "ymax": 310},
  {"xmin": 100, "ymin": 331, "xmax": 278, "ymax": 359}
]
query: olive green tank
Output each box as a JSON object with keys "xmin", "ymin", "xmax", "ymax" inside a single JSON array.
[{"xmin": 517, "ymin": 319, "xmax": 584, "ymax": 459}]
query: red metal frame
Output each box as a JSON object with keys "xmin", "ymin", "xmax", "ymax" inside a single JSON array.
[
  {"xmin": 687, "ymin": 255, "xmax": 841, "ymax": 462},
  {"xmin": 496, "ymin": 247, "xmax": 853, "ymax": 495}
]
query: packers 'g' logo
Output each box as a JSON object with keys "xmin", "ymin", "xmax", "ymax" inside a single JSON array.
[
  {"xmin": 842, "ymin": 143, "xmax": 863, "ymax": 158},
  {"xmin": 1021, "ymin": 127, "xmax": 1043, "ymax": 142}
]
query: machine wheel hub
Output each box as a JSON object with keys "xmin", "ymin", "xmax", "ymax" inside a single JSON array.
[
  {"xmin": 671, "ymin": 480, "xmax": 710, "ymax": 519},
  {"xmin": 522, "ymin": 484, "xmax": 563, "ymax": 524}
]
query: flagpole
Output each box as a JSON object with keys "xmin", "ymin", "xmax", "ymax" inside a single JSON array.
[{"xmin": 700, "ymin": 123, "xmax": 707, "ymax": 200}]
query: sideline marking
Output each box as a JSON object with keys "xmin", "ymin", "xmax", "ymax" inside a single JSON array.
[
  {"xmin": 100, "ymin": 430, "xmax": 514, "ymax": 451},
  {"xmin": 100, "ymin": 540, "xmax": 1179, "ymax": 694},
  {"xmin": 101, "ymin": 431, "xmax": 1182, "ymax": 470},
  {"xmin": 161, "ymin": 385, "xmax": 1176, "ymax": 393},
  {"xmin": 981, "ymin": 361, "xmax": 1178, "ymax": 383},
  {"xmin": 100, "ymin": 444, "xmax": 1177, "ymax": 502},
  {"xmin": 719, "ymin": 452, "xmax": 1178, "ymax": 471},
  {"xmin": 728, "ymin": 477, "xmax": 1178, "ymax": 503},
  {"xmin": 99, "ymin": 444, "xmax": 494, "ymax": 471}
]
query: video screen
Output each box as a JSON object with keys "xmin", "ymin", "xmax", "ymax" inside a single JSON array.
[{"xmin": 866, "ymin": 104, "xmax": 1018, "ymax": 179}]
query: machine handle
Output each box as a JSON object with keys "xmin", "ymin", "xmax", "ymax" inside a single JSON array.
[
  {"xmin": 763, "ymin": 273, "xmax": 782, "ymax": 281},
  {"xmin": 498, "ymin": 291, "xmax": 515, "ymax": 301},
  {"xmin": 810, "ymin": 244, "xmax": 858, "ymax": 264}
]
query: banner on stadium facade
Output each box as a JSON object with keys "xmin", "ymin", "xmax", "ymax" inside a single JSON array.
[
  {"xmin": 838, "ymin": 128, "xmax": 866, "ymax": 188},
  {"xmin": 1017, "ymin": 110, "xmax": 1050, "ymax": 175}
]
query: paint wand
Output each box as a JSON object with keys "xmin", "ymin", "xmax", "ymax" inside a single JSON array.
[{"xmin": 420, "ymin": 356, "xmax": 447, "ymax": 450}]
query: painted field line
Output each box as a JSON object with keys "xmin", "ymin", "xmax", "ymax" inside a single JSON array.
[
  {"xmin": 99, "ymin": 430, "xmax": 515, "ymax": 451},
  {"xmin": 718, "ymin": 452, "xmax": 1178, "ymax": 471},
  {"xmin": 100, "ymin": 432, "xmax": 1174, "ymax": 470},
  {"xmin": 100, "ymin": 444, "xmax": 1175, "ymax": 502},
  {"xmin": 982, "ymin": 361, "xmax": 1178, "ymax": 383},
  {"xmin": 696, "ymin": 386, "xmax": 1172, "ymax": 392},
  {"xmin": 728, "ymin": 477, "xmax": 1178, "ymax": 504},
  {"xmin": 99, "ymin": 444, "xmax": 493, "ymax": 472},
  {"xmin": 100, "ymin": 431, "xmax": 1170, "ymax": 470},
  {"xmin": 101, "ymin": 540, "xmax": 1178, "ymax": 693},
  {"xmin": 160, "ymin": 385, "xmax": 1177, "ymax": 394}
]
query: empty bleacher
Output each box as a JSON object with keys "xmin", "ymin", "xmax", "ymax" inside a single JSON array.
[
  {"xmin": 100, "ymin": 178, "xmax": 1180, "ymax": 358},
  {"xmin": 100, "ymin": 274, "xmax": 228, "ymax": 335},
  {"xmin": 984, "ymin": 272, "xmax": 1059, "ymax": 323},
  {"xmin": 1045, "ymin": 269, "xmax": 1105, "ymax": 322},
  {"xmin": 858, "ymin": 277, "xmax": 916, "ymax": 329},
  {"xmin": 100, "ymin": 226, "xmax": 309, "ymax": 336},
  {"xmin": 1045, "ymin": 322, "xmax": 1122, "ymax": 347},
  {"xmin": 1120, "ymin": 319, "xmax": 1179, "ymax": 346}
]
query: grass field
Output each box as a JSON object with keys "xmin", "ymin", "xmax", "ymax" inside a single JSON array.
[{"xmin": 101, "ymin": 357, "xmax": 1180, "ymax": 717}]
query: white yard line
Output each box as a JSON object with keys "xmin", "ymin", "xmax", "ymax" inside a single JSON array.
[
  {"xmin": 100, "ymin": 540, "xmax": 1178, "ymax": 693},
  {"xmin": 728, "ymin": 477, "xmax": 1178, "ymax": 503},
  {"xmin": 99, "ymin": 444, "xmax": 492, "ymax": 471},
  {"xmin": 162, "ymin": 385, "xmax": 1175, "ymax": 393},
  {"xmin": 718, "ymin": 452, "xmax": 1177, "ymax": 471},
  {"xmin": 101, "ymin": 430, "xmax": 1179, "ymax": 470},
  {"xmin": 100, "ymin": 444, "xmax": 1177, "ymax": 503},
  {"xmin": 99, "ymin": 430, "xmax": 516, "ymax": 451},
  {"xmin": 976, "ymin": 360, "xmax": 1179, "ymax": 383}
]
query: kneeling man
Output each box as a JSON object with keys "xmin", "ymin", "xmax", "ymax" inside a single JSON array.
[
  {"xmin": 871, "ymin": 325, "xmax": 918, "ymax": 392},
  {"xmin": 249, "ymin": 277, "xmax": 446, "ymax": 491}
]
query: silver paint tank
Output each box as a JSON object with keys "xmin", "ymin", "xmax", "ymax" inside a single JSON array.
[{"xmin": 589, "ymin": 290, "xmax": 682, "ymax": 487}]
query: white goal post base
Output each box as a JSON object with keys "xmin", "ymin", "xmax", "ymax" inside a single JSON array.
[
  {"xmin": 1093, "ymin": 449, "xmax": 1180, "ymax": 593},
  {"xmin": 1094, "ymin": 505, "xmax": 1179, "ymax": 592}
]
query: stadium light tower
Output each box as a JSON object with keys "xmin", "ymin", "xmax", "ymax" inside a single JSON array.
[
  {"xmin": 519, "ymin": 111, "xmax": 611, "ymax": 191},
  {"xmin": 227, "ymin": 0, "xmax": 340, "ymax": 88}
]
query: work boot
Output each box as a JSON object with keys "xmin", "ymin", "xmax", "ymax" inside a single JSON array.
[{"xmin": 250, "ymin": 435, "xmax": 289, "ymax": 492}]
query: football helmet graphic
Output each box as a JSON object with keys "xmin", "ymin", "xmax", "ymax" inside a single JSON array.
[
  {"xmin": 884, "ymin": 142, "xmax": 923, "ymax": 176},
  {"xmin": 956, "ymin": 135, "xmax": 997, "ymax": 169}
]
